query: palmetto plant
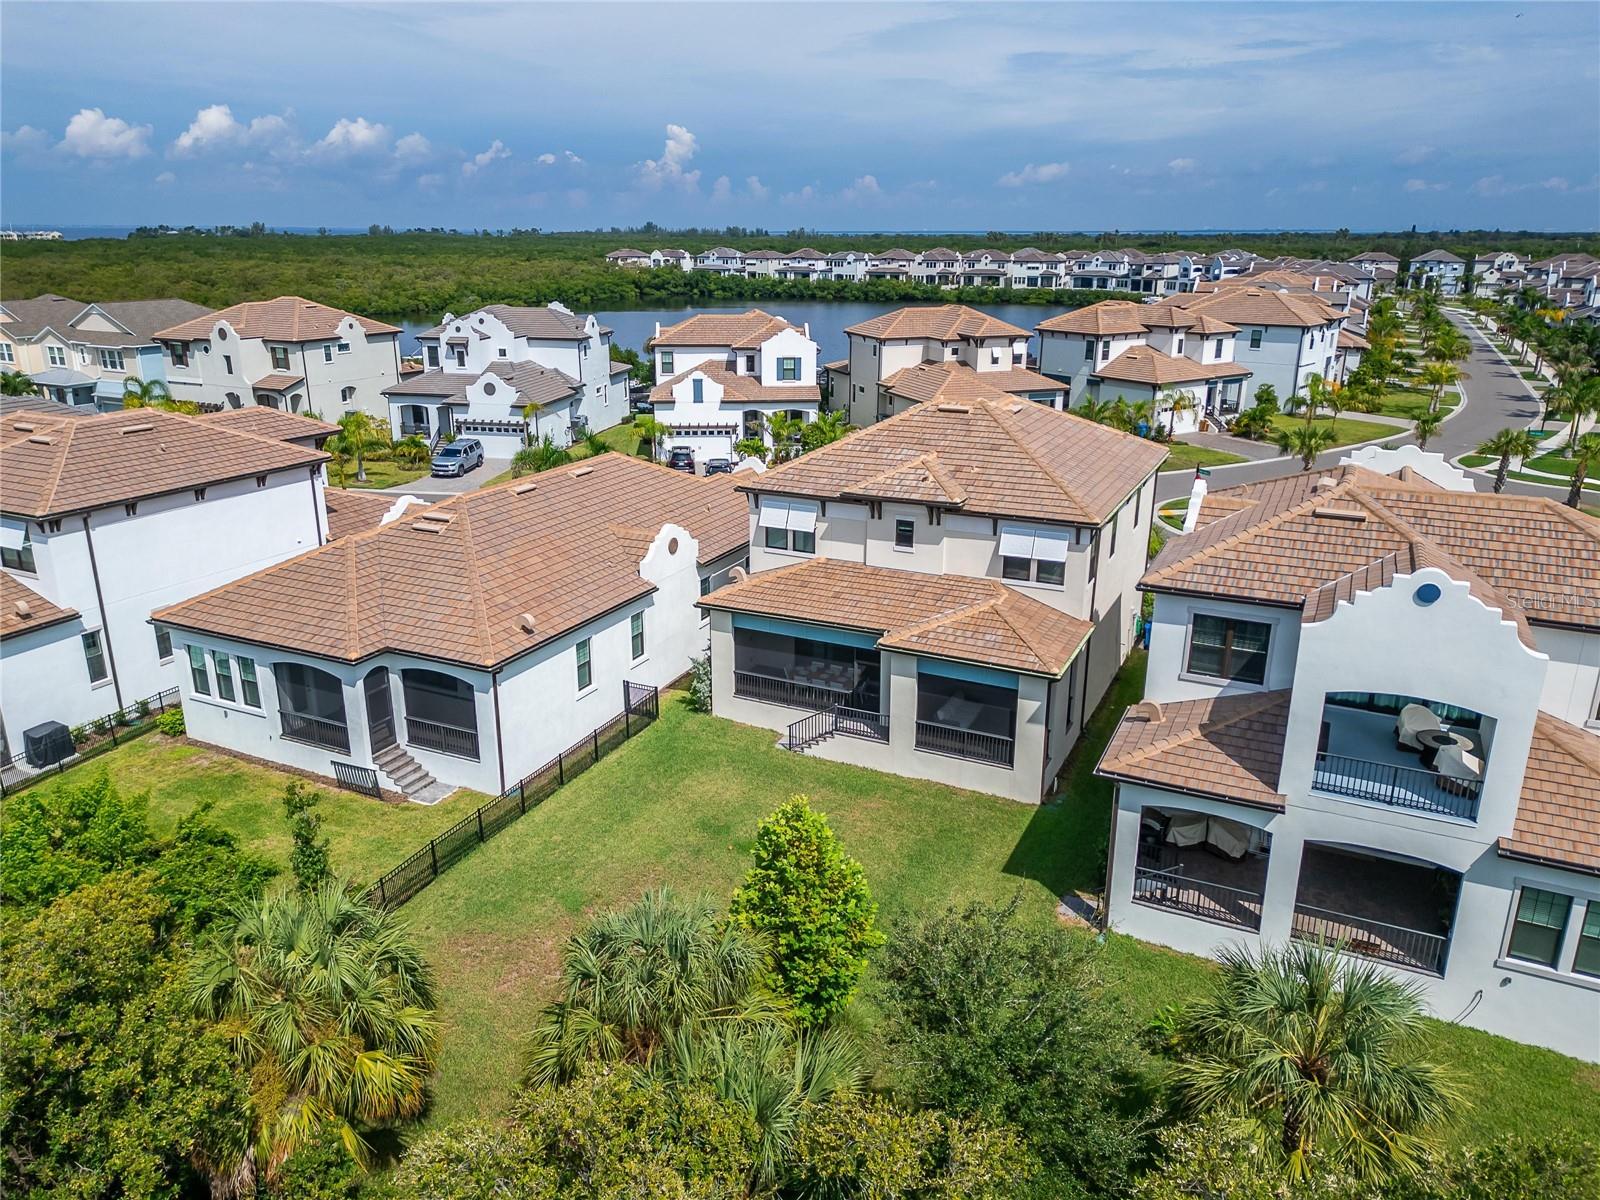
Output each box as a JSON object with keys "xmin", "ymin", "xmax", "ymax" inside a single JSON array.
[
  {"xmin": 392, "ymin": 434, "xmax": 430, "ymax": 468},
  {"xmin": 1412, "ymin": 409, "xmax": 1444, "ymax": 451},
  {"xmin": 800, "ymin": 407, "xmax": 852, "ymax": 452},
  {"xmin": 1476, "ymin": 427, "xmax": 1538, "ymax": 493},
  {"xmin": 510, "ymin": 433, "xmax": 571, "ymax": 477},
  {"xmin": 523, "ymin": 888, "xmax": 789, "ymax": 1088},
  {"xmin": 0, "ymin": 369, "xmax": 38, "ymax": 396},
  {"xmin": 188, "ymin": 880, "xmax": 439, "ymax": 1185},
  {"xmin": 1168, "ymin": 941, "xmax": 1461, "ymax": 1181},
  {"xmin": 121, "ymin": 375, "xmax": 173, "ymax": 408},
  {"xmin": 767, "ymin": 411, "xmax": 806, "ymax": 463},
  {"xmin": 1567, "ymin": 432, "xmax": 1600, "ymax": 509},
  {"xmin": 1274, "ymin": 422, "xmax": 1336, "ymax": 471}
]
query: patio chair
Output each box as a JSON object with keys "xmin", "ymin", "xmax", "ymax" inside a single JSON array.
[{"xmin": 1395, "ymin": 704, "xmax": 1442, "ymax": 752}]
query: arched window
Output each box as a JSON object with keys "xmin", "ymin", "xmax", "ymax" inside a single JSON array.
[
  {"xmin": 401, "ymin": 668, "xmax": 479, "ymax": 759},
  {"xmin": 341, "ymin": 386, "xmax": 357, "ymax": 406},
  {"xmin": 272, "ymin": 662, "xmax": 349, "ymax": 751}
]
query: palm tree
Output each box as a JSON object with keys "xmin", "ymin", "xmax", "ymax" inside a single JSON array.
[
  {"xmin": 188, "ymin": 880, "xmax": 439, "ymax": 1183},
  {"xmin": 510, "ymin": 434, "xmax": 571, "ymax": 477},
  {"xmin": 0, "ymin": 369, "xmax": 37, "ymax": 396},
  {"xmin": 1476, "ymin": 427, "xmax": 1538, "ymax": 493},
  {"xmin": 1567, "ymin": 432, "xmax": 1600, "ymax": 509},
  {"xmin": 122, "ymin": 375, "xmax": 174, "ymax": 409},
  {"xmin": 767, "ymin": 411, "xmax": 806, "ymax": 462},
  {"xmin": 524, "ymin": 889, "xmax": 788, "ymax": 1088},
  {"xmin": 1275, "ymin": 422, "xmax": 1336, "ymax": 471},
  {"xmin": 336, "ymin": 411, "xmax": 384, "ymax": 482},
  {"xmin": 1071, "ymin": 397, "xmax": 1116, "ymax": 426},
  {"xmin": 1551, "ymin": 375, "xmax": 1600, "ymax": 454},
  {"xmin": 1412, "ymin": 409, "xmax": 1444, "ymax": 451},
  {"xmin": 1157, "ymin": 388, "xmax": 1196, "ymax": 437},
  {"xmin": 1169, "ymin": 941, "xmax": 1461, "ymax": 1181},
  {"xmin": 1426, "ymin": 328, "xmax": 1470, "ymax": 367},
  {"xmin": 1418, "ymin": 361, "xmax": 1459, "ymax": 413},
  {"xmin": 632, "ymin": 413, "xmax": 670, "ymax": 461},
  {"xmin": 519, "ymin": 400, "xmax": 544, "ymax": 445},
  {"xmin": 800, "ymin": 408, "xmax": 852, "ymax": 452}
]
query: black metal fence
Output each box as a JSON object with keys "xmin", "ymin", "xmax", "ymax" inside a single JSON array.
[
  {"xmin": 331, "ymin": 761, "xmax": 383, "ymax": 799},
  {"xmin": 0, "ymin": 688, "xmax": 181, "ymax": 797},
  {"xmin": 365, "ymin": 681, "xmax": 660, "ymax": 909}
]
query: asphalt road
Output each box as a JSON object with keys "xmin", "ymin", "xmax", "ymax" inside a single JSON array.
[{"xmin": 1154, "ymin": 309, "xmax": 1551, "ymax": 503}]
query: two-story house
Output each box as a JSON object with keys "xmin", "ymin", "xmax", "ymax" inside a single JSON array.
[
  {"xmin": 830, "ymin": 305, "xmax": 1035, "ymax": 427},
  {"xmin": 1, "ymin": 294, "xmax": 214, "ymax": 411},
  {"xmin": 1007, "ymin": 249, "xmax": 1067, "ymax": 290},
  {"xmin": 646, "ymin": 310, "xmax": 821, "ymax": 467},
  {"xmin": 1097, "ymin": 455, "xmax": 1600, "ymax": 1061},
  {"xmin": 1170, "ymin": 286, "xmax": 1346, "ymax": 404},
  {"xmin": 1408, "ymin": 250, "xmax": 1468, "ymax": 295},
  {"xmin": 385, "ymin": 303, "xmax": 631, "ymax": 455},
  {"xmin": 0, "ymin": 407, "xmax": 335, "ymax": 763},
  {"xmin": 153, "ymin": 455, "xmax": 749, "ymax": 801},
  {"xmin": 1349, "ymin": 250, "xmax": 1400, "ymax": 277},
  {"xmin": 154, "ymin": 296, "xmax": 403, "ymax": 420},
  {"xmin": 698, "ymin": 399, "xmax": 1166, "ymax": 804},
  {"xmin": 863, "ymin": 249, "xmax": 917, "ymax": 281},
  {"xmin": 694, "ymin": 247, "xmax": 745, "ymax": 276},
  {"xmin": 1038, "ymin": 300, "xmax": 1251, "ymax": 430}
]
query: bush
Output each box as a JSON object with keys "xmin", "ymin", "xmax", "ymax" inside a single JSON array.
[
  {"xmin": 687, "ymin": 651, "xmax": 713, "ymax": 712},
  {"xmin": 729, "ymin": 795, "xmax": 882, "ymax": 1026},
  {"xmin": 282, "ymin": 780, "xmax": 332, "ymax": 892},
  {"xmin": 155, "ymin": 708, "xmax": 185, "ymax": 736},
  {"xmin": 69, "ymin": 723, "xmax": 92, "ymax": 746}
]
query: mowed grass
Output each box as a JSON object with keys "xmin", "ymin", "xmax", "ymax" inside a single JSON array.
[
  {"xmin": 480, "ymin": 425, "xmax": 645, "ymax": 487},
  {"xmin": 17, "ymin": 734, "xmax": 473, "ymax": 882},
  {"xmin": 329, "ymin": 459, "xmax": 432, "ymax": 491},
  {"xmin": 1372, "ymin": 388, "xmax": 1458, "ymax": 420},
  {"xmin": 1160, "ymin": 442, "xmax": 1248, "ymax": 471},
  {"xmin": 1268, "ymin": 413, "xmax": 1403, "ymax": 448}
]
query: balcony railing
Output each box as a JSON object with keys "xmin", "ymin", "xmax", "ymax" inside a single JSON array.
[
  {"xmin": 280, "ymin": 711, "xmax": 351, "ymax": 754},
  {"xmin": 1291, "ymin": 903, "xmax": 1449, "ymax": 976},
  {"xmin": 835, "ymin": 705, "xmax": 889, "ymax": 743},
  {"xmin": 1313, "ymin": 752, "xmax": 1481, "ymax": 821},
  {"xmin": 406, "ymin": 716, "xmax": 480, "ymax": 761},
  {"xmin": 734, "ymin": 670, "xmax": 849, "ymax": 713},
  {"xmin": 914, "ymin": 720, "xmax": 1014, "ymax": 768},
  {"xmin": 783, "ymin": 703, "xmax": 891, "ymax": 754},
  {"xmin": 1132, "ymin": 865, "xmax": 1264, "ymax": 932}
]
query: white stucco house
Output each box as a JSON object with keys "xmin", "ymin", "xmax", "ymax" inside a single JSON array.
[
  {"xmin": 153, "ymin": 455, "xmax": 750, "ymax": 800},
  {"xmin": 0, "ymin": 407, "xmax": 342, "ymax": 764},
  {"xmin": 1408, "ymin": 250, "xmax": 1468, "ymax": 295},
  {"xmin": 646, "ymin": 310, "xmax": 821, "ymax": 467},
  {"xmin": 153, "ymin": 296, "xmax": 403, "ymax": 421},
  {"xmin": 1, "ymin": 294, "xmax": 214, "ymax": 411},
  {"xmin": 1098, "ymin": 463, "xmax": 1600, "ymax": 1061},
  {"xmin": 385, "ymin": 303, "xmax": 630, "ymax": 455},
  {"xmin": 698, "ymin": 398, "xmax": 1167, "ymax": 804}
]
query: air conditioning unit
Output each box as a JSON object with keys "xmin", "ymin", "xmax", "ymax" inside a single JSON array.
[{"xmin": 23, "ymin": 720, "xmax": 73, "ymax": 768}]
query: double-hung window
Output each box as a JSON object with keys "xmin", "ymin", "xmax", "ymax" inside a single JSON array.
[
  {"xmin": 237, "ymin": 656, "xmax": 261, "ymax": 708},
  {"xmin": 998, "ymin": 525, "xmax": 1068, "ymax": 587},
  {"xmin": 270, "ymin": 345, "xmax": 291, "ymax": 371},
  {"xmin": 1084, "ymin": 339, "xmax": 1096, "ymax": 361},
  {"xmin": 1506, "ymin": 888, "xmax": 1571, "ymax": 968},
  {"xmin": 777, "ymin": 357, "xmax": 800, "ymax": 381},
  {"xmin": 170, "ymin": 343, "xmax": 188, "ymax": 368},
  {"xmin": 660, "ymin": 350, "xmax": 675, "ymax": 375},
  {"xmin": 0, "ymin": 342, "xmax": 13, "ymax": 364},
  {"xmin": 1249, "ymin": 328, "xmax": 1263, "ymax": 350},
  {"xmin": 98, "ymin": 349, "xmax": 125, "ymax": 372},
  {"xmin": 47, "ymin": 345, "xmax": 66, "ymax": 368},
  {"xmin": 576, "ymin": 638, "xmax": 593, "ymax": 691},
  {"xmin": 1573, "ymin": 903, "xmax": 1600, "ymax": 978},
  {"xmin": 426, "ymin": 345, "xmax": 439, "ymax": 368},
  {"xmin": 630, "ymin": 612, "xmax": 646, "ymax": 660},
  {"xmin": 212, "ymin": 651, "xmax": 236, "ymax": 702},
  {"xmin": 1186, "ymin": 614, "xmax": 1270, "ymax": 685},
  {"xmin": 82, "ymin": 631, "xmax": 108, "ymax": 684},
  {"xmin": 324, "ymin": 344, "xmax": 335, "ymax": 363},
  {"xmin": 1, "ymin": 529, "xmax": 36, "ymax": 574},
  {"xmin": 1213, "ymin": 337, "xmax": 1223, "ymax": 358},
  {"xmin": 188, "ymin": 645, "xmax": 210, "ymax": 695},
  {"xmin": 155, "ymin": 627, "xmax": 173, "ymax": 660}
]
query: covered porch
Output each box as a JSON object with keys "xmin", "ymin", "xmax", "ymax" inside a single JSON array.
[
  {"xmin": 731, "ymin": 615, "xmax": 882, "ymax": 716},
  {"xmin": 1314, "ymin": 692, "xmax": 1491, "ymax": 821},
  {"xmin": 1290, "ymin": 844, "xmax": 1459, "ymax": 976}
]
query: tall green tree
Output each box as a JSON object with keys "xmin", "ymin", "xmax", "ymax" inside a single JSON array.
[
  {"xmin": 632, "ymin": 413, "xmax": 670, "ymax": 461},
  {"xmin": 1167, "ymin": 941, "xmax": 1461, "ymax": 1181},
  {"xmin": 1476, "ymin": 428, "xmax": 1539, "ymax": 493},
  {"xmin": 729, "ymin": 795, "xmax": 882, "ymax": 1027},
  {"xmin": 1275, "ymin": 422, "xmax": 1337, "ymax": 470},
  {"xmin": 800, "ymin": 407, "xmax": 853, "ymax": 452},
  {"xmin": 1566, "ymin": 432, "xmax": 1600, "ymax": 509},
  {"xmin": 281, "ymin": 780, "xmax": 331, "ymax": 892},
  {"xmin": 1, "ymin": 368, "xmax": 39, "ymax": 395},
  {"xmin": 121, "ymin": 375, "xmax": 175, "ymax": 408},
  {"xmin": 1412, "ymin": 409, "xmax": 1445, "ymax": 450},
  {"xmin": 335, "ymin": 410, "xmax": 386, "ymax": 482},
  {"xmin": 189, "ymin": 879, "xmax": 440, "ymax": 1181},
  {"xmin": 1418, "ymin": 361, "xmax": 1460, "ymax": 412}
]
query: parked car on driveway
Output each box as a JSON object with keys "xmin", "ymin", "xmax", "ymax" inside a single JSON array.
[
  {"xmin": 666, "ymin": 447, "xmax": 696, "ymax": 473},
  {"xmin": 704, "ymin": 457, "xmax": 734, "ymax": 475},
  {"xmin": 431, "ymin": 438, "xmax": 484, "ymax": 477},
  {"xmin": 629, "ymin": 396, "xmax": 654, "ymax": 415}
]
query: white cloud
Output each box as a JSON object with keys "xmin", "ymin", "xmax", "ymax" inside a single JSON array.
[
  {"xmin": 710, "ymin": 174, "xmax": 732, "ymax": 202},
  {"xmin": 746, "ymin": 175, "xmax": 770, "ymax": 201},
  {"xmin": 537, "ymin": 153, "xmax": 557, "ymax": 165},
  {"xmin": 1167, "ymin": 157, "xmax": 1198, "ymax": 174},
  {"xmin": 1541, "ymin": 176, "xmax": 1571, "ymax": 192},
  {"xmin": 1, "ymin": 125, "xmax": 50, "ymax": 154},
  {"xmin": 154, "ymin": 170, "xmax": 176, "ymax": 186},
  {"xmin": 394, "ymin": 132, "xmax": 432, "ymax": 162},
  {"xmin": 170, "ymin": 104, "xmax": 294, "ymax": 158},
  {"xmin": 635, "ymin": 123, "xmax": 700, "ymax": 191},
  {"xmin": 315, "ymin": 116, "xmax": 391, "ymax": 158},
  {"xmin": 781, "ymin": 184, "xmax": 817, "ymax": 205},
  {"xmin": 59, "ymin": 107, "xmax": 152, "ymax": 159},
  {"xmin": 996, "ymin": 161, "xmax": 1069, "ymax": 187},
  {"xmin": 417, "ymin": 172, "xmax": 445, "ymax": 190},
  {"xmin": 462, "ymin": 139, "xmax": 510, "ymax": 176},
  {"xmin": 841, "ymin": 174, "xmax": 884, "ymax": 203},
  {"xmin": 1403, "ymin": 177, "xmax": 1448, "ymax": 193},
  {"xmin": 1395, "ymin": 144, "xmax": 1435, "ymax": 166},
  {"xmin": 536, "ymin": 149, "xmax": 582, "ymax": 166},
  {"xmin": 562, "ymin": 149, "xmax": 582, "ymax": 164},
  {"xmin": 1469, "ymin": 174, "xmax": 1510, "ymax": 196}
]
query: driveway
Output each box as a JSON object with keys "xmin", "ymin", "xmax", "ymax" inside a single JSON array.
[
  {"xmin": 379, "ymin": 457, "xmax": 513, "ymax": 500},
  {"xmin": 1155, "ymin": 309, "xmax": 1547, "ymax": 503}
]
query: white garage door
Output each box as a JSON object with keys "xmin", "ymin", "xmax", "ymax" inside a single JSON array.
[{"xmin": 668, "ymin": 428, "xmax": 735, "ymax": 466}]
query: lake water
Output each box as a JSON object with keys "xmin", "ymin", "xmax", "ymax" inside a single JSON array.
[{"xmin": 397, "ymin": 299, "xmax": 1080, "ymax": 363}]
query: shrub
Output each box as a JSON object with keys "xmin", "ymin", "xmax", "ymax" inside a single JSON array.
[
  {"xmin": 729, "ymin": 795, "xmax": 882, "ymax": 1026},
  {"xmin": 155, "ymin": 708, "xmax": 186, "ymax": 736},
  {"xmin": 0, "ymin": 772, "xmax": 151, "ymax": 911},
  {"xmin": 687, "ymin": 651, "xmax": 713, "ymax": 712},
  {"xmin": 69, "ymin": 723, "xmax": 92, "ymax": 746},
  {"xmin": 282, "ymin": 780, "xmax": 332, "ymax": 892}
]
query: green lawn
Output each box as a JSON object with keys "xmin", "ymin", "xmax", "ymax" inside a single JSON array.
[
  {"xmin": 1159, "ymin": 442, "xmax": 1247, "ymax": 471},
  {"xmin": 329, "ymin": 459, "xmax": 431, "ymax": 491},
  {"xmin": 1372, "ymin": 389, "xmax": 1457, "ymax": 420},
  {"xmin": 1268, "ymin": 414, "xmax": 1403, "ymax": 449},
  {"xmin": 19, "ymin": 734, "xmax": 474, "ymax": 883},
  {"xmin": 480, "ymin": 424, "xmax": 645, "ymax": 488}
]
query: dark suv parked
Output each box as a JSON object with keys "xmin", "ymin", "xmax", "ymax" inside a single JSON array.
[{"xmin": 666, "ymin": 447, "xmax": 696, "ymax": 473}]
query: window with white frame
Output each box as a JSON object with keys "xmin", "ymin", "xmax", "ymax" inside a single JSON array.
[
  {"xmin": 155, "ymin": 627, "xmax": 172, "ymax": 660},
  {"xmin": 660, "ymin": 350, "xmax": 674, "ymax": 375},
  {"xmin": 324, "ymin": 344, "xmax": 335, "ymax": 363},
  {"xmin": 341, "ymin": 386, "xmax": 357, "ymax": 406},
  {"xmin": 1, "ymin": 527, "xmax": 36, "ymax": 574},
  {"xmin": 631, "ymin": 612, "xmax": 646, "ymax": 660},
  {"xmin": 47, "ymin": 345, "xmax": 66, "ymax": 367},
  {"xmin": 1185, "ymin": 613, "xmax": 1270, "ymax": 685},
  {"xmin": 576, "ymin": 637, "xmax": 593, "ymax": 691},
  {"xmin": 81, "ymin": 630, "xmax": 108, "ymax": 684},
  {"xmin": 1249, "ymin": 328, "xmax": 1263, "ymax": 350},
  {"xmin": 426, "ymin": 345, "xmax": 439, "ymax": 368},
  {"xmin": 778, "ymin": 357, "xmax": 801, "ymax": 381},
  {"xmin": 270, "ymin": 345, "xmax": 291, "ymax": 371},
  {"xmin": 188, "ymin": 645, "xmax": 210, "ymax": 695},
  {"xmin": 0, "ymin": 342, "xmax": 13, "ymax": 363},
  {"xmin": 238, "ymin": 656, "xmax": 261, "ymax": 708},
  {"xmin": 99, "ymin": 348, "xmax": 126, "ymax": 371},
  {"xmin": 213, "ymin": 651, "xmax": 236, "ymax": 702},
  {"xmin": 337, "ymin": 340, "xmax": 351, "ymax": 354},
  {"xmin": 998, "ymin": 525, "xmax": 1069, "ymax": 586},
  {"xmin": 1084, "ymin": 339, "xmax": 1096, "ymax": 362},
  {"xmin": 758, "ymin": 498, "xmax": 818, "ymax": 555}
]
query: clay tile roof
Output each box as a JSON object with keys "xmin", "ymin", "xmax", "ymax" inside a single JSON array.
[
  {"xmin": 1338, "ymin": 328, "xmax": 1372, "ymax": 351},
  {"xmin": 1096, "ymin": 690, "xmax": 1292, "ymax": 809},
  {"xmin": 844, "ymin": 304, "xmax": 1031, "ymax": 341},
  {"xmin": 201, "ymin": 406, "xmax": 338, "ymax": 442},
  {"xmin": 1091, "ymin": 345, "xmax": 1251, "ymax": 387},
  {"xmin": 1035, "ymin": 301, "xmax": 1153, "ymax": 336},
  {"xmin": 478, "ymin": 304, "xmax": 596, "ymax": 340},
  {"xmin": 250, "ymin": 372, "xmax": 305, "ymax": 392},
  {"xmin": 1174, "ymin": 288, "xmax": 1345, "ymax": 329},
  {"xmin": 649, "ymin": 308, "xmax": 804, "ymax": 349},
  {"xmin": 1147, "ymin": 467, "xmax": 1600, "ymax": 632},
  {"xmin": 382, "ymin": 361, "xmax": 580, "ymax": 406},
  {"xmin": 154, "ymin": 295, "xmax": 400, "ymax": 341},
  {"xmin": 741, "ymin": 396, "xmax": 1166, "ymax": 525},
  {"xmin": 0, "ymin": 572, "xmax": 78, "ymax": 641},
  {"xmin": 0, "ymin": 407, "xmax": 327, "ymax": 519},
  {"xmin": 699, "ymin": 558, "xmax": 1091, "ymax": 677},
  {"xmin": 153, "ymin": 454, "xmax": 749, "ymax": 669},
  {"xmin": 649, "ymin": 361, "xmax": 821, "ymax": 406},
  {"xmin": 1499, "ymin": 713, "xmax": 1600, "ymax": 875},
  {"xmin": 882, "ymin": 362, "xmax": 1064, "ymax": 406},
  {"xmin": 322, "ymin": 489, "xmax": 425, "ymax": 542}
]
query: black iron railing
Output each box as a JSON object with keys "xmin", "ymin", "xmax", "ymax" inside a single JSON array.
[
  {"xmin": 1313, "ymin": 752, "xmax": 1481, "ymax": 821},
  {"xmin": 1292, "ymin": 903, "xmax": 1449, "ymax": 976},
  {"xmin": 0, "ymin": 687, "xmax": 181, "ymax": 798},
  {"xmin": 366, "ymin": 682, "xmax": 659, "ymax": 909},
  {"xmin": 914, "ymin": 719, "xmax": 1014, "ymax": 768},
  {"xmin": 835, "ymin": 705, "xmax": 890, "ymax": 743},
  {"xmin": 1132, "ymin": 865, "xmax": 1264, "ymax": 931},
  {"xmin": 331, "ymin": 761, "xmax": 383, "ymax": 799},
  {"xmin": 279, "ymin": 711, "xmax": 351, "ymax": 754},
  {"xmin": 733, "ymin": 670, "xmax": 849, "ymax": 713},
  {"xmin": 405, "ymin": 716, "xmax": 480, "ymax": 761}
]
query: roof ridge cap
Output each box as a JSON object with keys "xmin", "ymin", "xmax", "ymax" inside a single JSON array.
[
  {"xmin": 981, "ymin": 401, "xmax": 1102, "ymax": 521},
  {"xmin": 1145, "ymin": 481, "xmax": 1339, "ymax": 585},
  {"xmin": 36, "ymin": 412, "xmax": 80, "ymax": 515},
  {"xmin": 1109, "ymin": 690, "xmax": 1288, "ymax": 769},
  {"xmin": 452, "ymin": 505, "xmax": 496, "ymax": 666},
  {"xmin": 880, "ymin": 588, "xmax": 1004, "ymax": 644},
  {"xmin": 988, "ymin": 593, "xmax": 1054, "ymax": 672},
  {"xmin": 1533, "ymin": 711, "xmax": 1600, "ymax": 773}
]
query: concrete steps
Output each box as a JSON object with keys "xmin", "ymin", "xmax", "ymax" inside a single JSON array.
[{"xmin": 373, "ymin": 743, "xmax": 450, "ymax": 804}]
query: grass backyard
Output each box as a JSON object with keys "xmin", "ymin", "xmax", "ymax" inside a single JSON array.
[
  {"xmin": 17, "ymin": 665, "xmax": 1600, "ymax": 1152},
  {"xmin": 329, "ymin": 459, "xmax": 431, "ymax": 491},
  {"xmin": 1159, "ymin": 441, "xmax": 1247, "ymax": 471}
]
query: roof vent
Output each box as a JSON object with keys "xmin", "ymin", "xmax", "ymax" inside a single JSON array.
[
  {"xmin": 120, "ymin": 423, "xmax": 154, "ymax": 434},
  {"xmin": 512, "ymin": 481, "xmax": 538, "ymax": 495},
  {"xmin": 729, "ymin": 566, "xmax": 748, "ymax": 583},
  {"xmin": 571, "ymin": 465, "xmax": 594, "ymax": 477},
  {"xmin": 1312, "ymin": 506, "xmax": 1367, "ymax": 522},
  {"xmin": 1313, "ymin": 475, "xmax": 1339, "ymax": 491},
  {"xmin": 1130, "ymin": 700, "xmax": 1163, "ymax": 722},
  {"xmin": 935, "ymin": 403, "xmax": 970, "ymax": 414},
  {"xmin": 14, "ymin": 599, "xmax": 32, "ymax": 619},
  {"xmin": 518, "ymin": 612, "xmax": 537, "ymax": 634},
  {"xmin": 25, "ymin": 435, "xmax": 54, "ymax": 445},
  {"xmin": 1009, "ymin": 402, "xmax": 1025, "ymax": 413},
  {"xmin": 412, "ymin": 511, "xmax": 455, "ymax": 531},
  {"xmin": 11, "ymin": 421, "xmax": 35, "ymax": 432}
]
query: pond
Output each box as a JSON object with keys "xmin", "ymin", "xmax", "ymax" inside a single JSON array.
[{"xmin": 396, "ymin": 298, "xmax": 1084, "ymax": 363}]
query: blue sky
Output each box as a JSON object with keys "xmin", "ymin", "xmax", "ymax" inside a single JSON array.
[{"xmin": 2, "ymin": 1, "xmax": 1597, "ymax": 232}]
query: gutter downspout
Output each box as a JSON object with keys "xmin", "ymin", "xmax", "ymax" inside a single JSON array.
[
  {"xmin": 81, "ymin": 514, "xmax": 124, "ymax": 710},
  {"xmin": 300, "ymin": 345, "xmax": 313, "ymax": 416},
  {"xmin": 1101, "ymin": 783, "xmax": 1120, "ymax": 931},
  {"xmin": 491, "ymin": 667, "xmax": 507, "ymax": 794},
  {"xmin": 309, "ymin": 466, "xmax": 326, "ymax": 547}
]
